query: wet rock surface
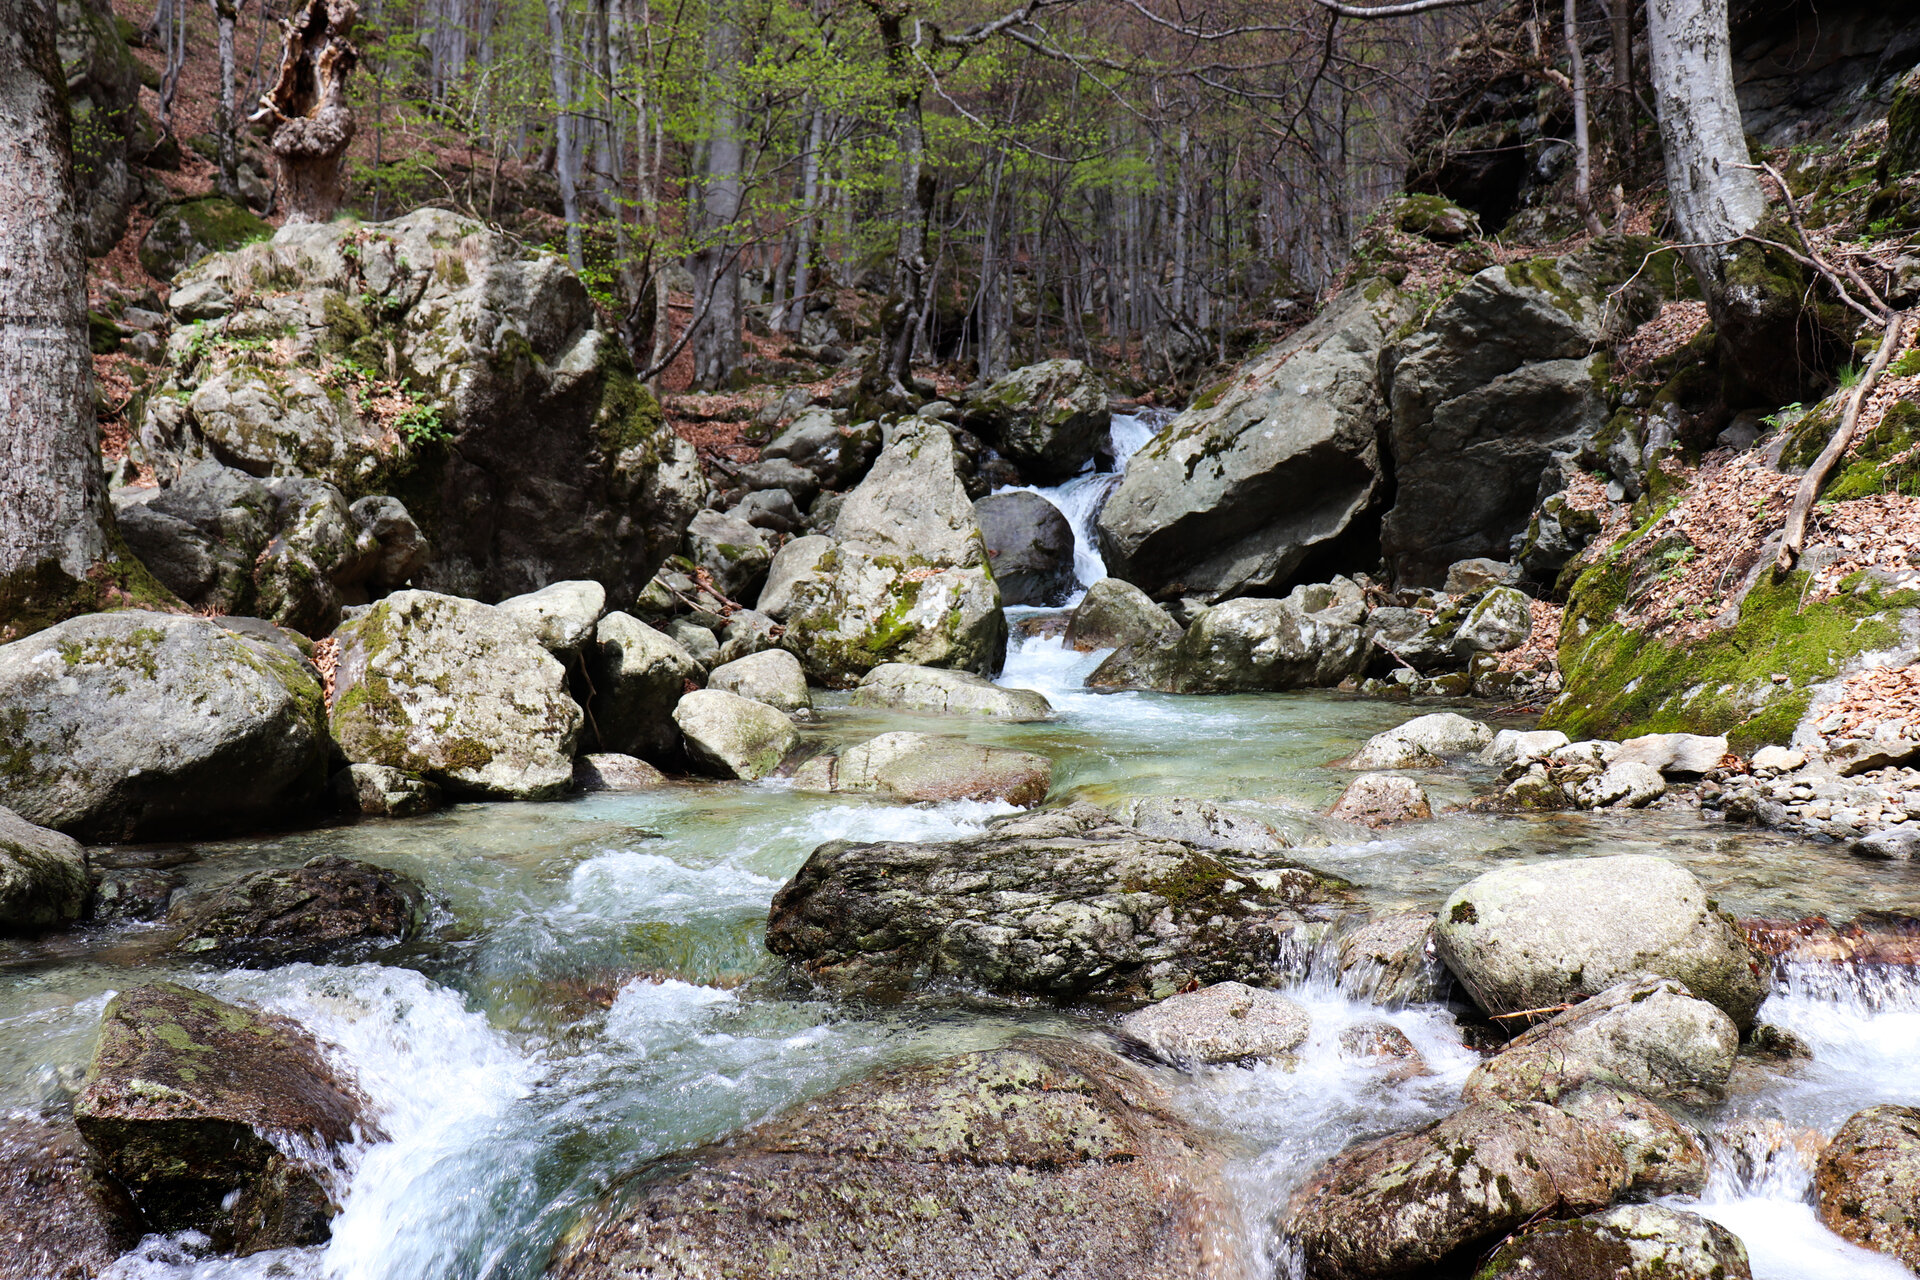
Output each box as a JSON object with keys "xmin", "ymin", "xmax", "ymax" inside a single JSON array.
[
  {"xmin": 1117, "ymin": 981, "xmax": 1310, "ymax": 1065},
  {"xmin": 166, "ymin": 854, "xmax": 428, "ymax": 965},
  {"xmin": 1349, "ymin": 712, "xmax": 1493, "ymax": 769},
  {"xmin": 1329, "ymin": 772, "xmax": 1433, "ymax": 826},
  {"xmin": 1816, "ymin": 1103, "xmax": 1920, "ymax": 1270},
  {"xmin": 849, "ymin": 662, "xmax": 1051, "ymax": 720},
  {"xmin": 332, "ymin": 763, "xmax": 441, "ymax": 818},
  {"xmin": 796, "ymin": 732, "xmax": 1052, "ymax": 807},
  {"xmin": 572, "ymin": 753, "xmax": 669, "ymax": 792},
  {"xmin": 1104, "ymin": 796, "xmax": 1291, "ymax": 851},
  {"xmin": 1473, "ymin": 1204, "xmax": 1751, "ymax": 1280},
  {"xmin": 0, "ymin": 1114, "xmax": 143, "ymax": 1280}
]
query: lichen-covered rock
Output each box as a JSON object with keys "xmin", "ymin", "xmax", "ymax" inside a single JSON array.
[
  {"xmin": 708, "ymin": 648, "xmax": 811, "ymax": 715},
  {"xmin": 143, "ymin": 210, "xmax": 704, "ymax": 602},
  {"xmin": 1816, "ymin": 1104, "xmax": 1920, "ymax": 1270},
  {"xmin": 1473, "ymin": 1205, "xmax": 1751, "ymax": 1280},
  {"xmin": 1433, "ymin": 855, "xmax": 1771, "ymax": 1029},
  {"xmin": 1282, "ymin": 1101, "xmax": 1631, "ymax": 1279},
  {"xmin": 1450, "ymin": 585, "xmax": 1532, "ymax": 658},
  {"xmin": 73, "ymin": 983, "xmax": 371, "ymax": 1255},
  {"xmin": 973, "ymin": 491, "xmax": 1075, "ymax": 605},
  {"xmin": 331, "ymin": 591, "xmax": 582, "ymax": 799},
  {"xmin": 1087, "ymin": 641, "xmax": 1179, "ymax": 692},
  {"xmin": 834, "ymin": 418, "xmax": 994, "ymax": 569},
  {"xmin": 331, "ymin": 763, "xmax": 441, "ymax": 817},
  {"xmin": 797, "ymin": 732, "xmax": 1051, "ymax": 807},
  {"xmin": 1443, "ymin": 558, "xmax": 1517, "ymax": 594},
  {"xmin": 1567, "ymin": 759, "xmax": 1667, "ymax": 809},
  {"xmin": 0, "ymin": 1114, "xmax": 143, "ymax": 1280},
  {"xmin": 684, "ymin": 510, "xmax": 773, "ymax": 604},
  {"xmin": 0, "ymin": 611, "xmax": 329, "ymax": 841},
  {"xmin": 547, "ymin": 1038, "xmax": 1237, "ymax": 1280},
  {"xmin": 90, "ymin": 868, "xmax": 181, "ymax": 923},
  {"xmin": 573, "ymin": 753, "xmax": 668, "ymax": 792},
  {"xmin": 166, "ymin": 854, "xmax": 428, "ymax": 965},
  {"xmin": 1481, "ymin": 728, "xmax": 1569, "ymax": 769},
  {"xmin": 497, "ymin": 580, "xmax": 606, "ymax": 656},
  {"xmin": 1329, "ymin": 773, "xmax": 1432, "ymax": 827},
  {"xmin": 587, "ymin": 611, "xmax": 701, "ymax": 765},
  {"xmin": 1555, "ymin": 1083, "xmax": 1710, "ymax": 1197},
  {"xmin": 964, "ymin": 359, "xmax": 1110, "ymax": 482},
  {"xmin": 1104, "ymin": 797, "xmax": 1290, "ymax": 852},
  {"xmin": 1461, "ymin": 977, "xmax": 1739, "ymax": 1107},
  {"xmin": 766, "ymin": 803, "xmax": 1352, "ymax": 1003},
  {"xmin": 0, "ymin": 806, "xmax": 90, "ymax": 931},
  {"xmin": 848, "ymin": 662, "xmax": 1051, "ymax": 720},
  {"xmin": 138, "ymin": 196, "xmax": 269, "ymax": 280},
  {"xmin": 1349, "ymin": 712, "xmax": 1494, "ymax": 769},
  {"xmin": 1172, "ymin": 580, "xmax": 1366, "ymax": 693},
  {"xmin": 1097, "ymin": 284, "xmax": 1413, "ymax": 601},
  {"xmin": 672, "ymin": 690, "xmax": 798, "ymax": 781},
  {"xmin": 1066, "ymin": 577, "xmax": 1182, "ymax": 652},
  {"xmin": 1118, "ymin": 981, "xmax": 1310, "ymax": 1065},
  {"xmin": 714, "ymin": 608, "xmax": 779, "ymax": 666},
  {"xmin": 57, "ymin": 0, "xmax": 144, "ymax": 257}
]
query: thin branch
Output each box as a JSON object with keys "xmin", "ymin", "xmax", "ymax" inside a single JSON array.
[{"xmin": 1303, "ymin": 0, "xmax": 1490, "ymax": 16}]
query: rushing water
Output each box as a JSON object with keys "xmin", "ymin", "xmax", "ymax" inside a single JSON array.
[
  {"xmin": 992, "ymin": 408, "xmax": 1168, "ymax": 599},
  {"xmin": 4, "ymin": 411, "xmax": 1919, "ymax": 1279}
]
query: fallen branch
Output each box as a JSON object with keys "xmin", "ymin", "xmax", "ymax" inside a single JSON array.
[{"xmin": 1775, "ymin": 311, "xmax": 1909, "ymax": 574}]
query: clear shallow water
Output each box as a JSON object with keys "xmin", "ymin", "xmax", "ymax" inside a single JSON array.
[{"xmin": 7, "ymin": 408, "xmax": 1920, "ymax": 1277}]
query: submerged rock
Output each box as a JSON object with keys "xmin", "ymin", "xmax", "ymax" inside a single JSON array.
[
  {"xmin": 1104, "ymin": 797, "xmax": 1291, "ymax": 852},
  {"xmin": 1328, "ymin": 773, "xmax": 1432, "ymax": 827},
  {"xmin": 74, "ymin": 983, "xmax": 370, "ymax": 1255},
  {"xmin": 547, "ymin": 1037, "xmax": 1237, "ymax": 1280},
  {"xmin": 1473, "ymin": 1204, "xmax": 1751, "ymax": 1280},
  {"xmin": 1333, "ymin": 912, "xmax": 1441, "ymax": 1006},
  {"xmin": 766, "ymin": 803, "xmax": 1351, "ymax": 1002},
  {"xmin": 673, "ymin": 690, "xmax": 798, "ymax": 781},
  {"xmin": 0, "ymin": 1114, "xmax": 143, "ymax": 1280},
  {"xmin": 330, "ymin": 591, "xmax": 583, "ymax": 800},
  {"xmin": 1349, "ymin": 712, "xmax": 1493, "ymax": 769},
  {"xmin": 848, "ymin": 662, "xmax": 1051, "ymax": 720},
  {"xmin": 1434, "ymin": 855, "xmax": 1771, "ymax": 1029},
  {"xmin": 1117, "ymin": 981, "xmax": 1310, "ymax": 1066},
  {"xmin": 1065, "ymin": 577, "xmax": 1182, "ymax": 652},
  {"xmin": 0, "ymin": 611, "xmax": 329, "ymax": 841},
  {"xmin": 166, "ymin": 855, "xmax": 428, "ymax": 965},
  {"xmin": 89, "ymin": 868, "xmax": 182, "ymax": 924},
  {"xmin": 0, "ymin": 806, "xmax": 91, "ymax": 931},
  {"xmin": 707, "ymin": 648, "xmax": 811, "ymax": 715},
  {"xmin": 974, "ymin": 491, "xmax": 1075, "ymax": 606},
  {"xmin": 798, "ymin": 732, "xmax": 1051, "ymax": 807},
  {"xmin": 1816, "ymin": 1104, "xmax": 1920, "ymax": 1270}
]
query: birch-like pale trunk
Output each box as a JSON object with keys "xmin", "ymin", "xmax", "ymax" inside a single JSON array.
[
  {"xmin": 211, "ymin": 0, "xmax": 242, "ymax": 197},
  {"xmin": 1564, "ymin": 0, "xmax": 1605, "ymax": 235},
  {"xmin": 544, "ymin": 0, "xmax": 584, "ymax": 271},
  {"xmin": 690, "ymin": 0, "xmax": 743, "ymax": 389}
]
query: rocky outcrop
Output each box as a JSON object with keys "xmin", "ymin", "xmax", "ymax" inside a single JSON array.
[
  {"xmin": 1473, "ymin": 1205, "xmax": 1751, "ymax": 1280},
  {"xmin": 1066, "ymin": 578, "xmax": 1182, "ymax": 651},
  {"xmin": 331, "ymin": 591, "xmax": 583, "ymax": 799},
  {"xmin": 0, "ymin": 1114, "xmax": 143, "ymax": 1280},
  {"xmin": 587, "ymin": 612, "xmax": 701, "ymax": 765},
  {"xmin": 0, "ymin": 612, "xmax": 329, "ymax": 841},
  {"xmin": 673, "ymin": 690, "xmax": 798, "ymax": 781},
  {"xmin": 74, "ymin": 984, "xmax": 370, "ymax": 1256},
  {"xmin": 1171, "ymin": 580, "xmax": 1367, "ymax": 692},
  {"xmin": 766, "ymin": 804, "xmax": 1351, "ymax": 1003},
  {"xmin": 139, "ymin": 197, "xmax": 271, "ymax": 280},
  {"xmin": 1816, "ymin": 1104, "xmax": 1920, "ymax": 1270},
  {"xmin": 0, "ymin": 806, "xmax": 90, "ymax": 931},
  {"xmin": 964, "ymin": 359, "xmax": 1110, "ymax": 482},
  {"xmin": 140, "ymin": 210, "xmax": 705, "ymax": 602},
  {"xmin": 547, "ymin": 1037, "xmax": 1238, "ymax": 1280},
  {"xmin": 1117, "ymin": 982, "xmax": 1309, "ymax": 1066},
  {"xmin": 708, "ymin": 648, "xmax": 811, "ymax": 714},
  {"xmin": 1433, "ymin": 856, "xmax": 1771, "ymax": 1029},
  {"xmin": 848, "ymin": 662, "xmax": 1051, "ymax": 720},
  {"xmin": 1097, "ymin": 284, "xmax": 1413, "ymax": 601},
  {"xmin": 166, "ymin": 855, "xmax": 428, "ymax": 965},
  {"xmin": 1349, "ymin": 712, "xmax": 1493, "ymax": 769},
  {"xmin": 793, "ymin": 732, "xmax": 1052, "ymax": 807},
  {"xmin": 973, "ymin": 491, "xmax": 1075, "ymax": 605}
]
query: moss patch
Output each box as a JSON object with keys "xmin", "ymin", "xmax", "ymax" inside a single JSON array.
[{"xmin": 1822, "ymin": 400, "xmax": 1920, "ymax": 501}]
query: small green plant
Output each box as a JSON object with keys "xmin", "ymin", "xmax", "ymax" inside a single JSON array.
[
  {"xmin": 393, "ymin": 393, "xmax": 449, "ymax": 445},
  {"xmin": 1838, "ymin": 363, "xmax": 1865, "ymax": 390},
  {"xmin": 1763, "ymin": 401, "xmax": 1805, "ymax": 429},
  {"xmin": 1890, "ymin": 349, "xmax": 1920, "ymax": 379}
]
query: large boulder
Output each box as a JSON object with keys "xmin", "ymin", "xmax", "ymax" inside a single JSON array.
[
  {"xmin": 330, "ymin": 590, "xmax": 583, "ymax": 799},
  {"xmin": 672, "ymin": 690, "xmax": 798, "ymax": 781},
  {"xmin": 1816, "ymin": 1104, "xmax": 1920, "ymax": 1270},
  {"xmin": 1379, "ymin": 254, "xmax": 1652, "ymax": 586},
  {"xmin": 707, "ymin": 647, "xmax": 811, "ymax": 715},
  {"xmin": 1473, "ymin": 1205, "xmax": 1751, "ymax": 1280},
  {"xmin": 1171, "ymin": 580, "xmax": 1366, "ymax": 692},
  {"xmin": 547, "ymin": 1038, "xmax": 1237, "ymax": 1280},
  {"xmin": 795, "ymin": 732, "xmax": 1052, "ymax": 807},
  {"xmin": 1096, "ymin": 284, "xmax": 1413, "ymax": 601},
  {"xmin": 1433, "ymin": 856, "xmax": 1771, "ymax": 1029},
  {"xmin": 587, "ymin": 612, "xmax": 701, "ymax": 765},
  {"xmin": 0, "ymin": 1114, "xmax": 143, "ymax": 1280},
  {"xmin": 0, "ymin": 611, "xmax": 329, "ymax": 841},
  {"xmin": 964, "ymin": 359, "xmax": 1110, "ymax": 481},
  {"xmin": 141, "ymin": 210, "xmax": 705, "ymax": 601},
  {"xmin": 755, "ymin": 534, "xmax": 834, "ymax": 620},
  {"xmin": 766, "ymin": 803, "xmax": 1351, "ymax": 1003},
  {"xmin": 973, "ymin": 491, "xmax": 1075, "ymax": 605},
  {"xmin": 497, "ymin": 579, "xmax": 606, "ymax": 656},
  {"xmin": 73, "ymin": 983, "xmax": 370, "ymax": 1255},
  {"xmin": 1283, "ymin": 1101, "xmax": 1631, "ymax": 1279},
  {"xmin": 1450, "ymin": 585, "xmax": 1532, "ymax": 659},
  {"xmin": 781, "ymin": 421, "xmax": 1005, "ymax": 685},
  {"xmin": 166, "ymin": 854, "xmax": 428, "ymax": 965},
  {"xmin": 848, "ymin": 662, "xmax": 1051, "ymax": 720},
  {"xmin": 1066, "ymin": 577, "xmax": 1182, "ymax": 651},
  {"xmin": 0, "ymin": 807, "xmax": 90, "ymax": 931},
  {"xmin": 1349, "ymin": 712, "xmax": 1494, "ymax": 769}
]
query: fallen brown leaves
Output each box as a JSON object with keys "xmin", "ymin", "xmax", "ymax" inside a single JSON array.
[
  {"xmin": 1613, "ymin": 301, "xmax": 1709, "ymax": 380},
  {"xmin": 1820, "ymin": 665, "xmax": 1920, "ymax": 741},
  {"xmin": 312, "ymin": 636, "xmax": 339, "ymax": 706},
  {"xmin": 1495, "ymin": 598, "xmax": 1564, "ymax": 674}
]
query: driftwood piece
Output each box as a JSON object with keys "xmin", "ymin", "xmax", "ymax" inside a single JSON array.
[{"xmin": 249, "ymin": 0, "xmax": 359, "ymax": 223}]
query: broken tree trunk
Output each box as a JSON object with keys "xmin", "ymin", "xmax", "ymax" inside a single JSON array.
[{"xmin": 250, "ymin": 0, "xmax": 359, "ymax": 223}]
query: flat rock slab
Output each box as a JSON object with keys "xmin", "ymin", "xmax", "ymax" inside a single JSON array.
[
  {"xmin": 767, "ymin": 803, "xmax": 1352, "ymax": 1003},
  {"xmin": 1105, "ymin": 797, "xmax": 1290, "ymax": 852},
  {"xmin": 849, "ymin": 662, "xmax": 1051, "ymax": 720},
  {"xmin": 1118, "ymin": 981, "xmax": 1309, "ymax": 1065},
  {"xmin": 800, "ymin": 732, "xmax": 1052, "ymax": 807}
]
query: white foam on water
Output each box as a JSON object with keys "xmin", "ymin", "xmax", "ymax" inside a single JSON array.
[
  {"xmin": 603, "ymin": 977, "xmax": 739, "ymax": 1058},
  {"xmin": 774, "ymin": 798, "xmax": 1019, "ymax": 845},
  {"xmin": 565, "ymin": 850, "xmax": 782, "ymax": 923}
]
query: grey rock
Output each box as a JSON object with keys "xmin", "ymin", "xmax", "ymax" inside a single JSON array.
[
  {"xmin": 849, "ymin": 662, "xmax": 1051, "ymax": 721},
  {"xmin": 1434, "ymin": 855, "xmax": 1771, "ymax": 1029},
  {"xmin": 1443, "ymin": 558, "xmax": 1518, "ymax": 594},
  {"xmin": 736, "ymin": 457, "xmax": 821, "ymax": 505},
  {"xmin": 1118, "ymin": 982, "xmax": 1310, "ymax": 1065},
  {"xmin": 713, "ymin": 609, "xmax": 780, "ymax": 666},
  {"xmin": 1065, "ymin": 577, "xmax": 1182, "ymax": 652},
  {"xmin": 1104, "ymin": 797, "xmax": 1291, "ymax": 852},
  {"xmin": 0, "ymin": 611, "xmax": 328, "ymax": 841},
  {"xmin": 1613, "ymin": 732, "xmax": 1728, "ymax": 777},
  {"xmin": 1172, "ymin": 580, "xmax": 1367, "ymax": 693},
  {"xmin": 496, "ymin": 580, "xmax": 606, "ymax": 656},
  {"xmin": 167, "ymin": 854, "xmax": 428, "ymax": 965},
  {"xmin": 1086, "ymin": 642, "xmax": 1178, "ymax": 693},
  {"xmin": 974, "ymin": 491, "xmax": 1075, "ymax": 606},
  {"xmin": 755, "ymin": 534, "xmax": 834, "ymax": 620},
  {"xmin": 965, "ymin": 359, "xmax": 1110, "ymax": 481},
  {"xmin": 800, "ymin": 732, "xmax": 1051, "ymax": 807},
  {"xmin": 331, "ymin": 763, "xmax": 440, "ymax": 818},
  {"xmin": 1350, "ymin": 713, "xmax": 1494, "ymax": 769},
  {"xmin": 1328, "ymin": 773, "xmax": 1433, "ymax": 827},
  {"xmin": 90, "ymin": 868, "xmax": 182, "ymax": 923},
  {"xmin": 1361, "ymin": 606, "xmax": 1459, "ymax": 674},
  {"xmin": 734, "ymin": 487, "xmax": 803, "ymax": 534},
  {"xmin": 1450, "ymin": 586, "xmax": 1533, "ymax": 659},
  {"xmin": 673, "ymin": 690, "xmax": 799, "ymax": 781},
  {"xmin": 761, "ymin": 409, "xmax": 881, "ymax": 489},
  {"xmin": 666, "ymin": 616, "xmax": 720, "ymax": 669},
  {"xmin": 684, "ymin": 509, "xmax": 773, "ymax": 604},
  {"xmin": 709, "ymin": 648, "xmax": 811, "ymax": 714},
  {"xmin": 1853, "ymin": 827, "xmax": 1920, "ymax": 860},
  {"xmin": 833, "ymin": 418, "xmax": 990, "ymax": 569},
  {"xmin": 0, "ymin": 807, "xmax": 90, "ymax": 932},
  {"xmin": 588, "ymin": 612, "xmax": 702, "ymax": 764},
  {"xmin": 1481, "ymin": 728, "xmax": 1569, "ymax": 769},
  {"xmin": 1555, "ymin": 1083, "xmax": 1711, "ymax": 1197},
  {"xmin": 1333, "ymin": 912, "xmax": 1441, "ymax": 1006},
  {"xmin": 1568, "ymin": 760, "xmax": 1668, "ymax": 809},
  {"xmin": 331, "ymin": 591, "xmax": 582, "ymax": 800},
  {"xmin": 1815, "ymin": 1104, "xmax": 1920, "ymax": 1270},
  {"xmin": 1473, "ymin": 1205, "xmax": 1750, "ymax": 1280},
  {"xmin": 573, "ymin": 752, "xmax": 668, "ymax": 792}
]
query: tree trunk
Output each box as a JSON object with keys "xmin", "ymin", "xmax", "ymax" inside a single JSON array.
[
  {"xmin": 0, "ymin": 0, "xmax": 158, "ymax": 639},
  {"xmin": 251, "ymin": 0, "xmax": 360, "ymax": 224},
  {"xmin": 543, "ymin": 0, "xmax": 584, "ymax": 270},
  {"xmin": 1564, "ymin": 0, "xmax": 1605, "ymax": 235},
  {"xmin": 211, "ymin": 0, "xmax": 243, "ymax": 198},
  {"xmin": 690, "ymin": 0, "xmax": 743, "ymax": 389}
]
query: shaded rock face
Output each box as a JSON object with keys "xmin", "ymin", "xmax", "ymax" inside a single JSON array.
[
  {"xmin": 587, "ymin": 612, "xmax": 701, "ymax": 766},
  {"xmin": 1283, "ymin": 1100, "xmax": 1631, "ymax": 1279},
  {"xmin": 332, "ymin": 763, "xmax": 440, "ymax": 817},
  {"xmin": 1816, "ymin": 1104, "xmax": 1920, "ymax": 1270},
  {"xmin": 1172, "ymin": 580, "xmax": 1367, "ymax": 693},
  {"xmin": 1434, "ymin": 855, "xmax": 1772, "ymax": 1029},
  {"xmin": 973, "ymin": 491, "xmax": 1075, "ymax": 606},
  {"xmin": 331, "ymin": 591, "xmax": 583, "ymax": 800},
  {"xmin": 1117, "ymin": 982, "xmax": 1310, "ymax": 1066},
  {"xmin": 683, "ymin": 510, "xmax": 773, "ymax": 604},
  {"xmin": 166, "ymin": 855, "xmax": 428, "ymax": 966},
  {"xmin": 759, "ymin": 409, "xmax": 882, "ymax": 490},
  {"xmin": 56, "ymin": 0, "xmax": 143, "ymax": 256},
  {"xmin": 1066, "ymin": 577, "xmax": 1182, "ymax": 652},
  {"xmin": 139, "ymin": 197, "xmax": 270, "ymax": 280},
  {"xmin": 0, "ymin": 1114, "xmax": 143, "ymax": 1280},
  {"xmin": 141, "ymin": 210, "xmax": 705, "ymax": 602},
  {"xmin": 0, "ymin": 806, "xmax": 91, "ymax": 931},
  {"xmin": 848, "ymin": 662, "xmax": 1051, "ymax": 721},
  {"xmin": 1473, "ymin": 1204, "xmax": 1752, "ymax": 1280},
  {"xmin": 1098, "ymin": 285, "xmax": 1413, "ymax": 602},
  {"xmin": 964, "ymin": 359, "xmax": 1111, "ymax": 482},
  {"xmin": 1380, "ymin": 255, "xmax": 1652, "ymax": 586},
  {"xmin": 0, "ymin": 611, "xmax": 329, "ymax": 841},
  {"xmin": 548, "ymin": 1037, "xmax": 1238, "ymax": 1280},
  {"xmin": 766, "ymin": 803, "xmax": 1352, "ymax": 1003},
  {"xmin": 73, "ymin": 984, "xmax": 371, "ymax": 1255},
  {"xmin": 796, "ymin": 732, "xmax": 1052, "ymax": 807}
]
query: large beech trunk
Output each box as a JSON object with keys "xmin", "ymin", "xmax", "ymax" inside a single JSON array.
[
  {"xmin": 251, "ymin": 0, "xmax": 360, "ymax": 223},
  {"xmin": 0, "ymin": 0, "xmax": 120, "ymax": 637}
]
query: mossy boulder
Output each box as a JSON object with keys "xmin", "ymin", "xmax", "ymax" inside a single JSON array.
[
  {"xmin": 329, "ymin": 590, "xmax": 583, "ymax": 799},
  {"xmin": 0, "ymin": 806, "xmax": 90, "ymax": 932},
  {"xmin": 962, "ymin": 358, "xmax": 1110, "ymax": 482},
  {"xmin": 1392, "ymin": 194, "xmax": 1480, "ymax": 242},
  {"xmin": 1884, "ymin": 69, "xmax": 1920, "ymax": 180},
  {"xmin": 138, "ymin": 197, "xmax": 270, "ymax": 281},
  {"xmin": 0, "ymin": 611, "xmax": 329, "ymax": 841},
  {"xmin": 1717, "ymin": 222, "xmax": 1850, "ymax": 407},
  {"xmin": 1821, "ymin": 399, "xmax": 1920, "ymax": 502},
  {"xmin": 73, "ymin": 983, "xmax": 371, "ymax": 1255},
  {"xmin": 1473, "ymin": 1205, "xmax": 1751, "ymax": 1280},
  {"xmin": 166, "ymin": 854, "xmax": 428, "ymax": 965},
  {"xmin": 57, "ymin": 0, "xmax": 143, "ymax": 255},
  {"xmin": 548, "ymin": 1037, "xmax": 1237, "ymax": 1280}
]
